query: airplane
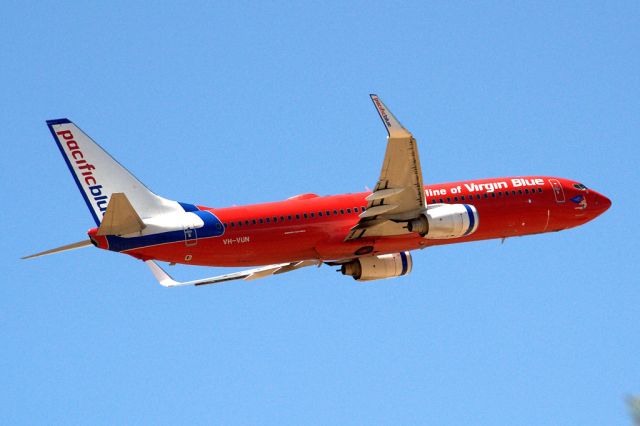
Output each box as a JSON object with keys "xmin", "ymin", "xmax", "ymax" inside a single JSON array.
[
  {"xmin": 23, "ymin": 95, "xmax": 611, "ymax": 286},
  {"xmin": 627, "ymin": 395, "xmax": 640, "ymax": 425}
]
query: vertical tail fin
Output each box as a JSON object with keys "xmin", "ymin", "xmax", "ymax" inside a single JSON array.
[{"xmin": 47, "ymin": 119, "xmax": 183, "ymax": 224}]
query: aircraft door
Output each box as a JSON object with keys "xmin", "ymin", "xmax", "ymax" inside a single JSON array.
[
  {"xmin": 184, "ymin": 226, "xmax": 198, "ymax": 247},
  {"xmin": 548, "ymin": 179, "xmax": 565, "ymax": 203}
]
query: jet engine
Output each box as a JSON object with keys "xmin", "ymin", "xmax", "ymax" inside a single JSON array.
[
  {"xmin": 407, "ymin": 204, "xmax": 478, "ymax": 239},
  {"xmin": 340, "ymin": 252, "xmax": 412, "ymax": 281}
]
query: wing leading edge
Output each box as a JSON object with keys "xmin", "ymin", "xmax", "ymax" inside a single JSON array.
[{"xmin": 346, "ymin": 95, "xmax": 426, "ymax": 240}]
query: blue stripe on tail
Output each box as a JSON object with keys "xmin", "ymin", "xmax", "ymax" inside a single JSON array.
[{"xmin": 47, "ymin": 119, "xmax": 101, "ymax": 225}]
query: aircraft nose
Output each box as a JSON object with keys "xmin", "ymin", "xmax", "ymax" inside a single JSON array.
[{"xmin": 591, "ymin": 191, "xmax": 611, "ymax": 215}]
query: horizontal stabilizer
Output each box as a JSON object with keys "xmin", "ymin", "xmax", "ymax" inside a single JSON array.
[
  {"xmin": 146, "ymin": 259, "xmax": 321, "ymax": 287},
  {"xmin": 97, "ymin": 193, "xmax": 146, "ymax": 236},
  {"xmin": 22, "ymin": 240, "xmax": 92, "ymax": 260}
]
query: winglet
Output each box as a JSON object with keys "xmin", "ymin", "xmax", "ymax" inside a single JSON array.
[
  {"xmin": 370, "ymin": 94, "xmax": 412, "ymax": 138},
  {"xmin": 145, "ymin": 260, "xmax": 178, "ymax": 287}
]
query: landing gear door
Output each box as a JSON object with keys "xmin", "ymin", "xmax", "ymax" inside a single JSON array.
[
  {"xmin": 548, "ymin": 179, "xmax": 565, "ymax": 203},
  {"xmin": 184, "ymin": 226, "xmax": 198, "ymax": 247}
]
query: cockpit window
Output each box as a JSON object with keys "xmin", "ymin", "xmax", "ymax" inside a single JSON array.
[{"xmin": 573, "ymin": 183, "xmax": 588, "ymax": 190}]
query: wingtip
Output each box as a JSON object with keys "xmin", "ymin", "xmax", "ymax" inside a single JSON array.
[
  {"xmin": 46, "ymin": 118, "xmax": 72, "ymax": 126},
  {"xmin": 145, "ymin": 260, "xmax": 178, "ymax": 287}
]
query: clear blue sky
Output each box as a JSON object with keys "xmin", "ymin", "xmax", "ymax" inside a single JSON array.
[{"xmin": 2, "ymin": 1, "xmax": 638, "ymax": 424}]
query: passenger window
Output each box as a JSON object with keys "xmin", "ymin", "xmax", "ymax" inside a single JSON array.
[
  {"xmin": 518, "ymin": 190, "xmax": 523, "ymax": 195},
  {"xmin": 525, "ymin": 189, "xmax": 530, "ymax": 194},
  {"xmin": 333, "ymin": 210, "xmax": 338, "ymax": 215},
  {"xmin": 361, "ymin": 206, "xmax": 366, "ymax": 211},
  {"xmin": 431, "ymin": 199, "xmax": 436, "ymax": 203},
  {"xmin": 326, "ymin": 210, "xmax": 331, "ymax": 215},
  {"xmin": 311, "ymin": 212, "xmax": 315, "ymax": 218},
  {"xmin": 461, "ymin": 196, "xmax": 465, "ymax": 201},
  {"xmin": 476, "ymin": 194, "xmax": 481, "ymax": 199},
  {"xmin": 446, "ymin": 197, "xmax": 451, "ymax": 202},
  {"xmin": 318, "ymin": 211, "xmax": 323, "ymax": 217},
  {"xmin": 340, "ymin": 209, "xmax": 345, "ymax": 214},
  {"xmin": 347, "ymin": 208, "xmax": 351, "ymax": 213},
  {"xmin": 287, "ymin": 215, "xmax": 292, "ymax": 220},
  {"xmin": 511, "ymin": 190, "xmax": 516, "ymax": 195},
  {"xmin": 252, "ymin": 219, "xmax": 257, "ymax": 225},
  {"xmin": 439, "ymin": 198, "xmax": 443, "ymax": 203},
  {"xmin": 296, "ymin": 214, "xmax": 300, "ymax": 220},
  {"xmin": 280, "ymin": 216, "xmax": 285, "ymax": 221},
  {"xmin": 245, "ymin": 220, "xmax": 249, "ymax": 225},
  {"xmin": 259, "ymin": 219, "xmax": 263, "ymax": 224},
  {"xmin": 231, "ymin": 222, "xmax": 235, "ymax": 227},
  {"xmin": 491, "ymin": 193, "xmax": 496, "ymax": 198},
  {"xmin": 454, "ymin": 197, "xmax": 458, "ymax": 202},
  {"xmin": 498, "ymin": 192, "xmax": 503, "ymax": 197},
  {"xmin": 224, "ymin": 223, "xmax": 228, "ymax": 228},
  {"xmin": 237, "ymin": 221, "xmax": 242, "ymax": 227},
  {"xmin": 266, "ymin": 218, "xmax": 270, "ymax": 223},
  {"xmin": 538, "ymin": 188, "xmax": 543, "ymax": 193},
  {"xmin": 505, "ymin": 191, "xmax": 509, "ymax": 197},
  {"xmin": 353, "ymin": 208, "xmax": 358, "ymax": 213},
  {"xmin": 483, "ymin": 194, "xmax": 488, "ymax": 198},
  {"xmin": 303, "ymin": 213, "xmax": 308, "ymax": 219}
]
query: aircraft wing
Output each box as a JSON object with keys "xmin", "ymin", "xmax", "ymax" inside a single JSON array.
[
  {"xmin": 145, "ymin": 259, "xmax": 322, "ymax": 287},
  {"xmin": 346, "ymin": 95, "xmax": 426, "ymax": 240}
]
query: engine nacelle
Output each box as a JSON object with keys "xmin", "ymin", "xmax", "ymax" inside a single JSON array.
[
  {"xmin": 340, "ymin": 252, "xmax": 412, "ymax": 281},
  {"xmin": 407, "ymin": 204, "xmax": 479, "ymax": 239}
]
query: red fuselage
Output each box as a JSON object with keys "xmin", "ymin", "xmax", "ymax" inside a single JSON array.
[{"xmin": 90, "ymin": 176, "xmax": 610, "ymax": 267}]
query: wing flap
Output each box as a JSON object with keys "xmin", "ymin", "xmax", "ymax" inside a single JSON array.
[
  {"xmin": 358, "ymin": 203, "xmax": 399, "ymax": 218},
  {"xmin": 365, "ymin": 187, "xmax": 405, "ymax": 202},
  {"xmin": 346, "ymin": 219, "xmax": 409, "ymax": 240}
]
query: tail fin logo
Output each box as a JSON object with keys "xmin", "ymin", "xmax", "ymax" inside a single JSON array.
[
  {"xmin": 49, "ymin": 118, "xmax": 184, "ymax": 225},
  {"xmin": 56, "ymin": 129, "xmax": 109, "ymax": 216}
]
